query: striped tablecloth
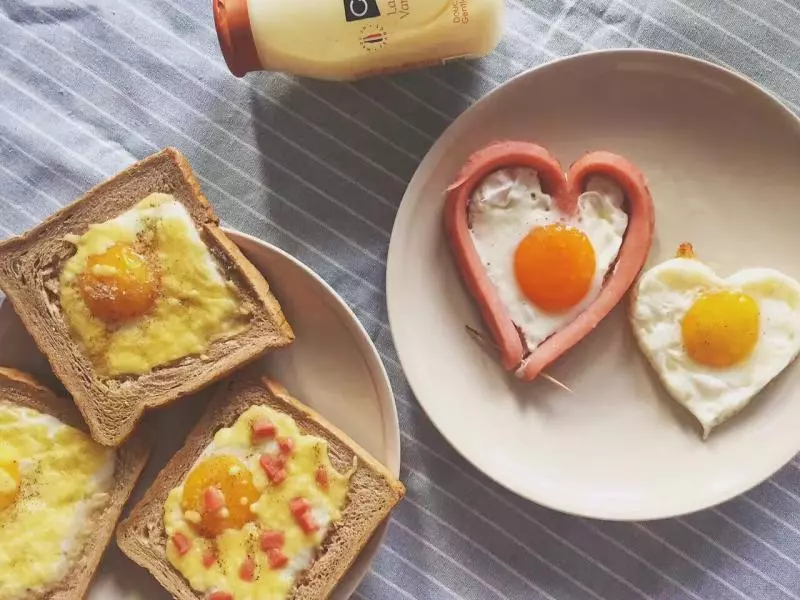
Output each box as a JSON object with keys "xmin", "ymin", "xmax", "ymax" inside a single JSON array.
[{"xmin": 2, "ymin": 1, "xmax": 800, "ymax": 598}]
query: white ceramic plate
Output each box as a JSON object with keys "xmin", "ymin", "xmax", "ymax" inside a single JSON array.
[
  {"xmin": 0, "ymin": 230, "xmax": 399, "ymax": 599},
  {"xmin": 387, "ymin": 50, "xmax": 800, "ymax": 520}
]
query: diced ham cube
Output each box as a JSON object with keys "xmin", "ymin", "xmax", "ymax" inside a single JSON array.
[
  {"xmin": 316, "ymin": 466, "xmax": 329, "ymax": 490},
  {"xmin": 278, "ymin": 437, "xmax": 294, "ymax": 455},
  {"xmin": 239, "ymin": 556, "xmax": 256, "ymax": 582},
  {"xmin": 251, "ymin": 418, "xmax": 276, "ymax": 441},
  {"xmin": 203, "ymin": 487, "xmax": 225, "ymax": 513},
  {"xmin": 260, "ymin": 530, "xmax": 285, "ymax": 551},
  {"xmin": 297, "ymin": 512, "xmax": 319, "ymax": 534},
  {"xmin": 289, "ymin": 497, "xmax": 310, "ymax": 517},
  {"xmin": 260, "ymin": 455, "xmax": 287, "ymax": 484},
  {"xmin": 171, "ymin": 532, "xmax": 191, "ymax": 556},
  {"xmin": 268, "ymin": 548, "xmax": 289, "ymax": 569}
]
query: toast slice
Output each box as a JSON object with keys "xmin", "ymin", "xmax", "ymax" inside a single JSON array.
[
  {"xmin": 0, "ymin": 148, "xmax": 294, "ymax": 446},
  {"xmin": 0, "ymin": 366, "xmax": 150, "ymax": 600},
  {"xmin": 116, "ymin": 369, "xmax": 405, "ymax": 600}
]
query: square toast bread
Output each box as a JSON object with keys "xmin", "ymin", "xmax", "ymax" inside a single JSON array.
[
  {"xmin": 0, "ymin": 366, "xmax": 151, "ymax": 600},
  {"xmin": 0, "ymin": 148, "xmax": 294, "ymax": 446},
  {"xmin": 116, "ymin": 368, "xmax": 405, "ymax": 599}
]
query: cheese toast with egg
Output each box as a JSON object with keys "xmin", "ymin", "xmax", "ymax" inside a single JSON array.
[
  {"xmin": 0, "ymin": 366, "xmax": 150, "ymax": 600},
  {"xmin": 0, "ymin": 148, "xmax": 294, "ymax": 446},
  {"xmin": 116, "ymin": 369, "xmax": 405, "ymax": 600}
]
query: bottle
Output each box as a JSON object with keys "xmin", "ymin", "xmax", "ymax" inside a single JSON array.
[{"xmin": 213, "ymin": 0, "xmax": 505, "ymax": 80}]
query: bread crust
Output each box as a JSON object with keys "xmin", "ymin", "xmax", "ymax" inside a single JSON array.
[
  {"xmin": 116, "ymin": 368, "xmax": 405, "ymax": 600},
  {"xmin": 0, "ymin": 148, "xmax": 294, "ymax": 446},
  {"xmin": 0, "ymin": 367, "xmax": 151, "ymax": 600}
]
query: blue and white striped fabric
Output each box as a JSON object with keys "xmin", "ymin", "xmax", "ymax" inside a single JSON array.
[{"xmin": 2, "ymin": 1, "xmax": 800, "ymax": 598}]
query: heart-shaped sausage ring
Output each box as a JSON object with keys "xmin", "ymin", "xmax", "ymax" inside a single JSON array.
[{"xmin": 444, "ymin": 141, "xmax": 655, "ymax": 380}]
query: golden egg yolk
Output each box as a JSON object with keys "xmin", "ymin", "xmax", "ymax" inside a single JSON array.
[
  {"xmin": 513, "ymin": 224, "xmax": 596, "ymax": 313},
  {"xmin": 0, "ymin": 460, "xmax": 21, "ymax": 511},
  {"xmin": 78, "ymin": 243, "xmax": 158, "ymax": 323},
  {"xmin": 681, "ymin": 291, "xmax": 760, "ymax": 368},
  {"xmin": 181, "ymin": 456, "xmax": 260, "ymax": 538}
]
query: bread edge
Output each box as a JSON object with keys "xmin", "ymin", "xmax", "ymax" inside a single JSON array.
[{"xmin": 0, "ymin": 367, "xmax": 151, "ymax": 600}]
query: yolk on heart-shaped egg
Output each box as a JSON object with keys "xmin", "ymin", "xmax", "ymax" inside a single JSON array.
[
  {"xmin": 681, "ymin": 290, "xmax": 760, "ymax": 368},
  {"xmin": 0, "ymin": 459, "xmax": 21, "ymax": 511},
  {"xmin": 78, "ymin": 243, "xmax": 159, "ymax": 323},
  {"xmin": 181, "ymin": 455, "xmax": 261, "ymax": 538},
  {"xmin": 514, "ymin": 224, "xmax": 597, "ymax": 313}
]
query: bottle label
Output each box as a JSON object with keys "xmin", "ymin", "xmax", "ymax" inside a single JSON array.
[
  {"xmin": 344, "ymin": 0, "xmax": 382, "ymax": 21},
  {"xmin": 359, "ymin": 24, "xmax": 389, "ymax": 52},
  {"xmin": 451, "ymin": 0, "xmax": 470, "ymax": 24},
  {"xmin": 345, "ymin": 0, "xmax": 453, "ymax": 26}
]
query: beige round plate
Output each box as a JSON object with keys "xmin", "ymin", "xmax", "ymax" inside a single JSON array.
[
  {"xmin": 0, "ymin": 230, "xmax": 399, "ymax": 599},
  {"xmin": 387, "ymin": 50, "xmax": 800, "ymax": 520}
]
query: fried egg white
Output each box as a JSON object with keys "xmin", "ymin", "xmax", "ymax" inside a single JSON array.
[
  {"xmin": 59, "ymin": 193, "xmax": 251, "ymax": 377},
  {"xmin": 0, "ymin": 402, "xmax": 115, "ymax": 599},
  {"xmin": 469, "ymin": 167, "xmax": 628, "ymax": 348},
  {"xmin": 631, "ymin": 249, "xmax": 800, "ymax": 437},
  {"xmin": 164, "ymin": 405, "xmax": 353, "ymax": 599}
]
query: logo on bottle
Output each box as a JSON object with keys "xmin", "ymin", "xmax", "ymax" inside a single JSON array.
[
  {"xmin": 359, "ymin": 24, "xmax": 388, "ymax": 51},
  {"xmin": 344, "ymin": 0, "xmax": 381, "ymax": 22}
]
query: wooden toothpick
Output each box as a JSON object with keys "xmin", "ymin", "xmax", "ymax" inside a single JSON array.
[
  {"xmin": 539, "ymin": 372, "xmax": 574, "ymax": 394},
  {"xmin": 465, "ymin": 325, "xmax": 573, "ymax": 394}
]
